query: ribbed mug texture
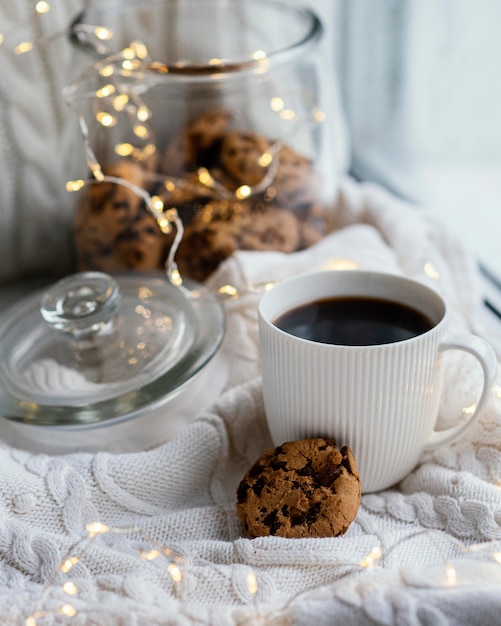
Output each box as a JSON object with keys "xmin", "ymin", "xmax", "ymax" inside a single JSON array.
[
  {"xmin": 260, "ymin": 317, "xmax": 443, "ymax": 492},
  {"xmin": 259, "ymin": 270, "xmax": 449, "ymax": 493}
]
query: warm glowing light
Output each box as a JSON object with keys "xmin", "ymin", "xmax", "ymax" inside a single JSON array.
[
  {"xmin": 325, "ymin": 258, "xmax": 359, "ymax": 271},
  {"xmin": 252, "ymin": 49, "xmax": 267, "ymax": 60},
  {"xmin": 359, "ymin": 546, "xmax": 382, "ymax": 569},
  {"xmin": 143, "ymin": 144, "xmax": 156, "ymax": 158},
  {"xmin": 198, "ymin": 168, "xmax": 214, "ymax": 186},
  {"xmin": 94, "ymin": 27, "xmax": 112, "ymax": 41},
  {"xmin": 99, "ymin": 64, "xmax": 114, "ymax": 77},
  {"xmin": 494, "ymin": 384, "xmax": 501, "ymax": 398},
  {"xmin": 93, "ymin": 166, "xmax": 105, "ymax": 182},
  {"xmin": 493, "ymin": 552, "xmax": 501, "ymax": 564},
  {"xmin": 263, "ymin": 282, "xmax": 276, "ymax": 292},
  {"xmin": 35, "ymin": 1, "xmax": 50, "ymax": 14},
  {"xmin": 15, "ymin": 42, "xmax": 33, "ymax": 54},
  {"xmin": 131, "ymin": 40, "xmax": 148, "ymax": 59},
  {"xmin": 168, "ymin": 563, "xmax": 183, "ymax": 584},
  {"xmin": 96, "ymin": 84, "xmax": 116, "ymax": 98},
  {"xmin": 63, "ymin": 582, "xmax": 78, "ymax": 596},
  {"xmin": 157, "ymin": 216, "xmax": 171, "ymax": 234},
  {"xmin": 170, "ymin": 268, "xmax": 183, "ymax": 287},
  {"xmin": 218, "ymin": 285, "xmax": 238, "ymax": 298},
  {"xmin": 247, "ymin": 572, "xmax": 258, "ymax": 595},
  {"xmin": 25, "ymin": 617, "xmax": 37, "ymax": 626},
  {"xmin": 134, "ymin": 124, "xmax": 149, "ymax": 139},
  {"xmin": 61, "ymin": 557, "xmax": 79, "ymax": 573},
  {"xmin": 314, "ymin": 108, "xmax": 326, "ymax": 123},
  {"xmin": 258, "ymin": 152, "xmax": 273, "ymax": 167},
  {"xmin": 165, "ymin": 208, "xmax": 179, "ymax": 222},
  {"xmin": 279, "ymin": 109, "xmax": 296, "ymax": 121},
  {"xmin": 86, "ymin": 522, "xmax": 109, "ymax": 537},
  {"xmin": 122, "ymin": 59, "xmax": 138, "ymax": 71},
  {"xmin": 60, "ymin": 604, "xmax": 77, "ymax": 617},
  {"xmin": 209, "ymin": 57, "xmax": 223, "ymax": 65},
  {"xmin": 446, "ymin": 563, "xmax": 457, "ymax": 586},
  {"xmin": 122, "ymin": 47, "xmax": 136, "ymax": 60},
  {"xmin": 140, "ymin": 549, "xmax": 161, "ymax": 561},
  {"xmin": 270, "ymin": 97, "xmax": 284, "ymax": 112},
  {"xmin": 164, "ymin": 180, "xmax": 176, "ymax": 193},
  {"xmin": 66, "ymin": 179, "xmax": 85, "ymax": 192},
  {"xmin": 115, "ymin": 143, "xmax": 134, "ymax": 157},
  {"xmin": 137, "ymin": 105, "xmax": 151, "ymax": 122},
  {"xmin": 424, "ymin": 262, "xmax": 440, "ymax": 279},
  {"xmin": 0, "ymin": 34, "xmax": 4, "ymax": 47},
  {"xmin": 113, "ymin": 94, "xmax": 129, "ymax": 111},
  {"xmin": 96, "ymin": 112, "xmax": 117, "ymax": 127},
  {"xmin": 236, "ymin": 185, "xmax": 252, "ymax": 199},
  {"xmin": 152, "ymin": 196, "xmax": 164, "ymax": 211}
]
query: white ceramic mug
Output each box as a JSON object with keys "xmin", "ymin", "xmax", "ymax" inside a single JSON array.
[{"xmin": 258, "ymin": 270, "xmax": 498, "ymax": 493}]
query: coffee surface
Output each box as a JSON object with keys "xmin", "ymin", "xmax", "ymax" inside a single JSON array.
[{"xmin": 273, "ymin": 296, "xmax": 434, "ymax": 346}]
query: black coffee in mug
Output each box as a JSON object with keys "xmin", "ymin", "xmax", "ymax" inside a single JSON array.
[{"xmin": 273, "ymin": 296, "xmax": 435, "ymax": 346}]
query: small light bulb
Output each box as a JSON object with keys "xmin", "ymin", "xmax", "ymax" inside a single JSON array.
[
  {"xmin": 198, "ymin": 168, "xmax": 214, "ymax": 186},
  {"xmin": 94, "ymin": 27, "xmax": 112, "ymax": 41},
  {"xmin": 131, "ymin": 40, "xmax": 148, "ymax": 59},
  {"xmin": 133, "ymin": 124, "xmax": 149, "ymax": 139},
  {"xmin": 86, "ymin": 522, "xmax": 109, "ymax": 537},
  {"xmin": 252, "ymin": 50, "xmax": 266, "ymax": 60},
  {"xmin": 115, "ymin": 143, "xmax": 134, "ymax": 157},
  {"xmin": 63, "ymin": 582, "xmax": 78, "ymax": 596},
  {"xmin": 279, "ymin": 109, "xmax": 296, "ymax": 121},
  {"xmin": 15, "ymin": 42, "xmax": 33, "ymax": 55},
  {"xmin": 99, "ymin": 64, "xmax": 114, "ymax": 78},
  {"xmin": 424, "ymin": 262, "xmax": 440, "ymax": 280},
  {"xmin": 96, "ymin": 112, "xmax": 117, "ymax": 127},
  {"xmin": 258, "ymin": 152, "xmax": 273, "ymax": 167},
  {"xmin": 35, "ymin": 1, "xmax": 50, "ymax": 14},
  {"xmin": 61, "ymin": 557, "xmax": 79, "ymax": 573},
  {"xmin": 168, "ymin": 563, "xmax": 183, "ymax": 584},
  {"xmin": 136, "ymin": 105, "xmax": 151, "ymax": 122},
  {"xmin": 270, "ymin": 97, "xmax": 284, "ymax": 112},
  {"xmin": 66, "ymin": 179, "xmax": 85, "ymax": 192},
  {"xmin": 96, "ymin": 84, "xmax": 116, "ymax": 98},
  {"xmin": 247, "ymin": 572, "xmax": 258, "ymax": 595},
  {"xmin": 60, "ymin": 604, "xmax": 77, "ymax": 617},
  {"xmin": 236, "ymin": 185, "xmax": 251, "ymax": 199},
  {"xmin": 140, "ymin": 549, "xmax": 160, "ymax": 561}
]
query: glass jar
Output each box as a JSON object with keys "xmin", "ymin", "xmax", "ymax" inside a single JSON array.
[
  {"xmin": 66, "ymin": 0, "xmax": 339, "ymax": 283},
  {"xmin": 0, "ymin": 271, "xmax": 226, "ymax": 453}
]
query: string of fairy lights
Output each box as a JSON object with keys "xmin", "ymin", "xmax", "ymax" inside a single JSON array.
[
  {"xmin": 18, "ymin": 519, "xmax": 501, "ymax": 625},
  {"xmin": 62, "ymin": 35, "xmax": 323, "ymax": 294},
  {"xmin": 2, "ymin": 3, "xmax": 501, "ymax": 624},
  {"xmin": 1, "ymin": 0, "xmax": 325, "ymax": 295}
]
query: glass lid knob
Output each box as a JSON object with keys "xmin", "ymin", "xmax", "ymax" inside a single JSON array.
[{"xmin": 40, "ymin": 272, "xmax": 122, "ymax": 338}]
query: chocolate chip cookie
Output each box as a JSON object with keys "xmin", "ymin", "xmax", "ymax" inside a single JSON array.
[
  {"xmin": 236, "ymin": 438, "xmax": 361, "ymax": 538},
  {"xmin": 74, "ymin": 160, "xmax": 167, "ymax": 272}
]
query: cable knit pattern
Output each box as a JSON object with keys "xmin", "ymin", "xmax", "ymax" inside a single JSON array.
[
  {"xmin": 0, "ymin": 178, "xmax": 500, "ymax": 625},
  {"xmin": 0, "ymin": 0, "xmax": 86, "ymax": 280}
]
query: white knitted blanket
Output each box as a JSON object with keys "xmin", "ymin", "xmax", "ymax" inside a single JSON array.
[{"xmin": 1, "ymin": 178, "xmax": 501, "ymax": 626}]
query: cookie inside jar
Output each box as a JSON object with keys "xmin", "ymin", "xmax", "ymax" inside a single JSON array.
[{"xmin": 74, "ymin": 108, "xmax": 335, "ymax": 283}]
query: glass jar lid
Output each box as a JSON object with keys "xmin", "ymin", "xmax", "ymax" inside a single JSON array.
[{"xmin": 0, "ymin": 272, "xmax": 225, "ymax": 425}]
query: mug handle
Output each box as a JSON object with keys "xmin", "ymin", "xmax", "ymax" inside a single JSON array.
[{"xmin": 424, "ymin": 333, "xmax": 498, "ymax": 450}]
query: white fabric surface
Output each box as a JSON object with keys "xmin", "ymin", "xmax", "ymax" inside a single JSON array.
[{"xmin": 1, "ymin": 178, "xmax": 501, "ymax": 625}]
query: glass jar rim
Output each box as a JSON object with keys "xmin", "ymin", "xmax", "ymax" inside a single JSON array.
[{"xmin": 70, "ymin": 0, "xmax": 323, "ymax": 77}]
